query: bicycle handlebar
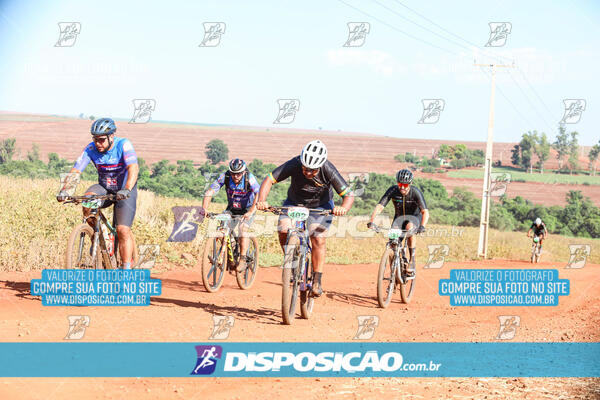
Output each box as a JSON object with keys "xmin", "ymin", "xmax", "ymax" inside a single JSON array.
[
  {"xmin": 264, "ymin": 206, "xmax": 332, "ymax": 216},
  {"xmin": 62, "ymin": 194, "xmax": 119, "ymax": 204}
]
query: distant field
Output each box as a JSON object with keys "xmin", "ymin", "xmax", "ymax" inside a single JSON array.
[{"xmin": 448, "ymin": 166, "xmax": 600, "ymax": 185}]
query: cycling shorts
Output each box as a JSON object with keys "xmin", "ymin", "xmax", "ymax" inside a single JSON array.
[{"xmin": 85, "ymin": 184, "xmax": 137, "ymax": 227}]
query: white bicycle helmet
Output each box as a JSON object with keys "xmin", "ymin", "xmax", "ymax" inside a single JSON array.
[
  {"xmin": 301, "ymin": 140, "xmax": 327, "ymax": 169},
  {"xmin": 535, "ymin": 217, "xmax": 542, "ymax": 226}
]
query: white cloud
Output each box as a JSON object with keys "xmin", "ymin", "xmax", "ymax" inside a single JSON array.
[{"xmin": 326, "ymin": 49, "xmax": 398, "ymax": 76}]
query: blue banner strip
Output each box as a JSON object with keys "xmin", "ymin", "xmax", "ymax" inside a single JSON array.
[{"xmin": 0, "ymin": 342, "xmax": 598, "ymax": 377}]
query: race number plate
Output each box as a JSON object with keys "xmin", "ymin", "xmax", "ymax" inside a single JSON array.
[
  {"xmin": 215, "ymin": 213, "xmax": 232, "ymax": 222},
  {"xmin": 287, "ymin": 207, "xmax": 309, "ymax": 221},
  {"xmin": 81, "ymin": 199, "xmax": 102, "ymax": 209},
  {"xmin": 388, "ymin": 228, "xmax": 402, "ymax": 240}
]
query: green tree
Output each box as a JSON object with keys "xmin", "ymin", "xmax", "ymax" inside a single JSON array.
[
  {"xmin": 27, "ymin": 143, "xmax": 41, "ymax": 163},
  {"xmin": 394, "ymin": 154, "xmax": 405, "ymax": 162},
  {"xmin": 588, "ymin": 142, "xmax": 600, "ymax": 176},
  {"xmin": 567, "ymin": 131, "xmax": 580, "ymax": 174},
  {"xmin": 205, "ymin": 139, "xmax": 229, "ymax": 165},
  {"xmin": 0, "ymin": 138, "xmax": 16, "ymax": 164},
  {"xmin": 534, "ymin": 132, "xmax": 550, "ymax": 174},
  {"xmin": 553, "ymin": 125, "xmax": 570, "ymax": 170},
  {"xmin": 511, "ymin": 144, "xmax": 521, "ymax": 167}
]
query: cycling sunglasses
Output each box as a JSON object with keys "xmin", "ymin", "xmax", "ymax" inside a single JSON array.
[
  {"xmin": 397, "ymin": 183, "xmax": 410, "ymax": 188},
  {"xmin": 92, "ymin": 136, "xmax": 109, "ymax": 144},
  {"xmin": 302, "ymin": 166, "xmax": 319, "ymax": 173}
]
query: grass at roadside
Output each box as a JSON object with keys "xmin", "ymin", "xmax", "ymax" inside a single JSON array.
[
  {"xmin": 1, "ymin": 176, "xmax": 598, "ymax": 272},
  {"xmin": 447, "ymin": 166, "xmax": 600, "ymax": 185}
]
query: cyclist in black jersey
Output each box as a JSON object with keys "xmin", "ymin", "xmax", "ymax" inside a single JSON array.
[
  {"xmin": 367, "ymin": 169, "xmax": 429, "ymax": 277},
  {"xmin": 256, "ymin": 140, "xmax": 354, "ymax": 297},
  {"xmin": 527, "ymin": 217, "xmax": 548, "ymax": 250}
]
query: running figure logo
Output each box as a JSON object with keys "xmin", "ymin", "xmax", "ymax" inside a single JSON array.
[
  {"xmin": 497, "ymin": 315, "xmax": 520, "ymax": 340},
  {"xmin": 353, "ymin": 315, "xmax": 379, "ymax": 340},
  {"xmin": 64, "ymin": 315, "xmax": 90, "ymax": 340},
  {"xmin": 348, "ymin": 173, "xmax": 369, "ymax": 198},
  {"xmin": 55, "ymin": 22, "xmax": 81, "ymax": 47},
  {"xmin": 490, "ymin": 172, "xmax": 511, "ymax": 197},
  {"xmin": 566, "ymin": 244, "xmax": 590, "ymax": 269},
  {"xmin": 485, "ymin": 22, "xmax": 512, "ymax": 47},
  {"xmin": 167, "ymin": 206, "xmax": 205, "ymax": 242},
  {"xmin": 424, "ymin": 244, "xmax": 450, "ymax": 269},
  {"xmin": 343, "ymin": 22, "xmax": 370, "ymax": 47},
  {"xmin": 418, "ymin": 99, "xmax": 445, "ymax": 124},
  {"xmin": 273, "ymin": 99, "xmax": 300, "ymax": 124},
  {"xmin": 191, "ymin": 345, "xmax": 223, "ymax": 375},
  {"xmin": 58, "ymin": 173, "xmax": 81, "ymax": 197},
  {"xmin": 137, "ymin": 244, "xmax": 160, "ymax": 269},
  {"xmin": 199, "ymin": 23, "xmax": 226, "ymax": 47},
  {"xmin": 560, "ymin": 99, "xmax": 586, "ymax": 124},
  {"xmin": 129, "ymin": 99, "xmax": 156, "ymax": 124},
  {"xmin": 209, "ymin": 315, "xmax": 235, "ymax": 340}
]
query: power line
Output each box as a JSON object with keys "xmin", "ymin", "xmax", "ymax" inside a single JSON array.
[{"xmin": 506, "ymin": 69, "xmax": 555, "ymax": 133}]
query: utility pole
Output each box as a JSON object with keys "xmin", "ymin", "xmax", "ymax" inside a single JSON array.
[{"xmin": 475, "ymin": 62, "xmax": 514, "ymax": 258}]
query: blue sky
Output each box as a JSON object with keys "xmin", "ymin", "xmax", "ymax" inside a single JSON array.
[{"xmin": 1, "ymin": 0, "xmax": 599, "ymax": 144}]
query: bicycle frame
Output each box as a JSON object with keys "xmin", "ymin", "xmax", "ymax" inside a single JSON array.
[{"xmin": 287, "ymin": 219, "xmax": 312, "ymax": 292}]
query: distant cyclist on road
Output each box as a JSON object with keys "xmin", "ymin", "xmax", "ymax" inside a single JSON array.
[
  {"xmin": 202, "ymin": 158, "xmax": 260, "ymax": 272},
  {"xmin": 367, "ymin": 169, "xmax": 429, "ymax": 277},
  {"xmin": 255, "ymin": 140, "xmax": 354, "ymax": 297},
  {"xmin": 57, "ymin": 118, "xmax": 139, "ymax": 270},
  {"xmin": 527, "ymin": 217, "xmax": 547, "ymax": 251}
]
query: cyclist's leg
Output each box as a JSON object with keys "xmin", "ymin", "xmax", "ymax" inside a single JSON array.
[
  {"xmin": 307, "ymin": 203, "xmax": 334, "ymax": 296},
  {"xmin": 236, "ymin": 211, "xmax": 255, "ymax": 271},
  {"xmin": 277, "ymin": 200, "xmax": 294, "ymax": 250},
  {"xmin": 83, "ymin": 184, "xmax": 109, "ymax": 226},
  {"xmin": 114, "ymin": 186, "xmax": 137, "ymax": 269},
  {"xmin": 399, "ymin": 216, "xmax": 420, "ymax": 276}
]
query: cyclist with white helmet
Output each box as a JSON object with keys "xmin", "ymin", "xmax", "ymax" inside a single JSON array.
[
  {"xmin": 527, "ymin": 217, "xmax": 547, "ymax": 251},
  {"xmin": 256, "ymin": 140, "xmax": 354, "ymax": 297},
  {"xmin": 367, "ymin": 169, "xmax": 429, "ymax": 277},
  {"xmin": 202, "ymin": 158, "xmax": 260, "ymax": 271},
  {"xmin": 56, "ymin": 118, "xmax": 139, "ymax": 270}
]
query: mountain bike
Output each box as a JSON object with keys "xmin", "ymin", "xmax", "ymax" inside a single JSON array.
[
  {"xmin": 63, "ymin": 194, "xmax": 139, "ymax": 269},
  {"xmin": 201, "ymin": 212, "xmax": 259, "ymax": 292},
  {"xmin": 529, "ymin": 235, "xmax": 542, "ymax": 263},
  {"xmin": 370, "ymin": 223, "xmax": 415, "ymax": 307},
  {"xmin": 266, "ymin": 206, "xmax": 331, "ymax": 325}
]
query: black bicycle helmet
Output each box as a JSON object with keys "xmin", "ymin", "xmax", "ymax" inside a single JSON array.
[
  {"xmin": 90, "ymin": 118, "xmax": 117, "ymax": 136},
  {"xmin": 228, "ymin": 158, "xmax": 247, "ymax": 173},
  {"xmin": 396, "ymin": 168, "xmax": 413, "ymax": 184}
]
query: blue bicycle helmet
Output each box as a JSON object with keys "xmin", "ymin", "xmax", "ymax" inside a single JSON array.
[{"xmin": 91, "ymin": 118, "xmax": 117, "ymax": 136}]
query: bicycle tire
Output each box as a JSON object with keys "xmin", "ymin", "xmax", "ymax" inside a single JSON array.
[
  {"xmin": 398, "ymin": 261, "xmax": 416, "ymax": 304},
  {"xmin": 236, "ymin": 237, "xmax": 260, "ymax": 290},
  {"xmin": 377, "ymin": 247, "xmax": 396, "ymax": 308},
  {"xmin": 201, "ymin": 236, "xmax": 227, "ymax": 293},
  {"xmin": 65, "ymin": 224, "xmax": 101, "ymax": 269},
  {"xmin": 282, "ymin": 235, "xmax": 301, "ymax": 325},
  {"xmin": 299, "ymin": 251, "xmax": 314, "ymax": 319}
]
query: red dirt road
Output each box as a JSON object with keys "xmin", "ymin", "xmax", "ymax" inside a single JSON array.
[{"xmin": 0, "ymin": 259, "xmax": 598, "ymax": 399}]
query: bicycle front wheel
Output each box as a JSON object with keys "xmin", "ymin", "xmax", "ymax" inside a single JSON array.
[
  {"xmin": 65, "ymin": 224, "xmax": 101, "ymax": 269},
  {"xmin": 398, "ymin": 262, "xmax": 416, "ymax": 304},
  {"xmin": 201, "ymin": 236, "xmax": 227, "ymax": 293},
  {"xmin": 236, "ymin": 237, "xmax": 259, "ymax": 290},
  {"xmin": 300, "ymin": 251, "xmax": 314, "ymax": 319},
  {"xmin": 377, "ymin": 248, "xmax": 396, "ymax": 308},
  {"xmin": 282, "ymin": 235, "xmax": 301, "ymax": 325}
]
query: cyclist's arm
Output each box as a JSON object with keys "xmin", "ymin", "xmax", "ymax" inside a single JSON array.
[
  {"xmin": 326, "ymin": 162, "xmax": 354, "ymax": 213},
  {"xmin": 421, "ymin": 208, "xmax": 430, "ymax": 227},
  {"xmin": 202, "ymin": 173, "xmax": 225, "ymax": 210},
  {"xmin": 124, "ymin": 163, "xmax": 139, "ymax": 191},
  {"xmin": 257, "ymin": 160, "xmax": 292, "ymax": 209},
  {"xmin": 527, "ymin": 227, "xmax": 533, "ymax": 237},
  {"xmin": 369, "ymin": 186, "xmax": 394, "ymax": 224},
  {"xmin": 369, "ymin": 204, "xmax": 385, "ymax": 224},
  {"xmin": 246, "ymin": 174, "xmax": 260, "ymax": 215},
  {"xmin": 256, "ymin": 176, "xmax": 273, "ymax": 209}
]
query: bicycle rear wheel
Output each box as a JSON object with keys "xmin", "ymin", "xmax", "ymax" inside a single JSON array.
[
  {"xmin": 377, "ymin": 248, "xmax": 396, "ymax": 308},
  {"xmin": 300, "ymin": 252, "xmax": 314, "ymax": 319},
  {"xmin": 282, "ymin": 235, "xmax": 301, "ymax": 325},
  {"xmin": 236, "ymin": 237, "xmax": 259, "ymax": 290},
  {"xmin": 66, "ymin": 224, "xmax": 101, "ymax": 269},
  {"xmin": 201, "ymin": 236, "xmax": 227, "ymax": 293}
]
